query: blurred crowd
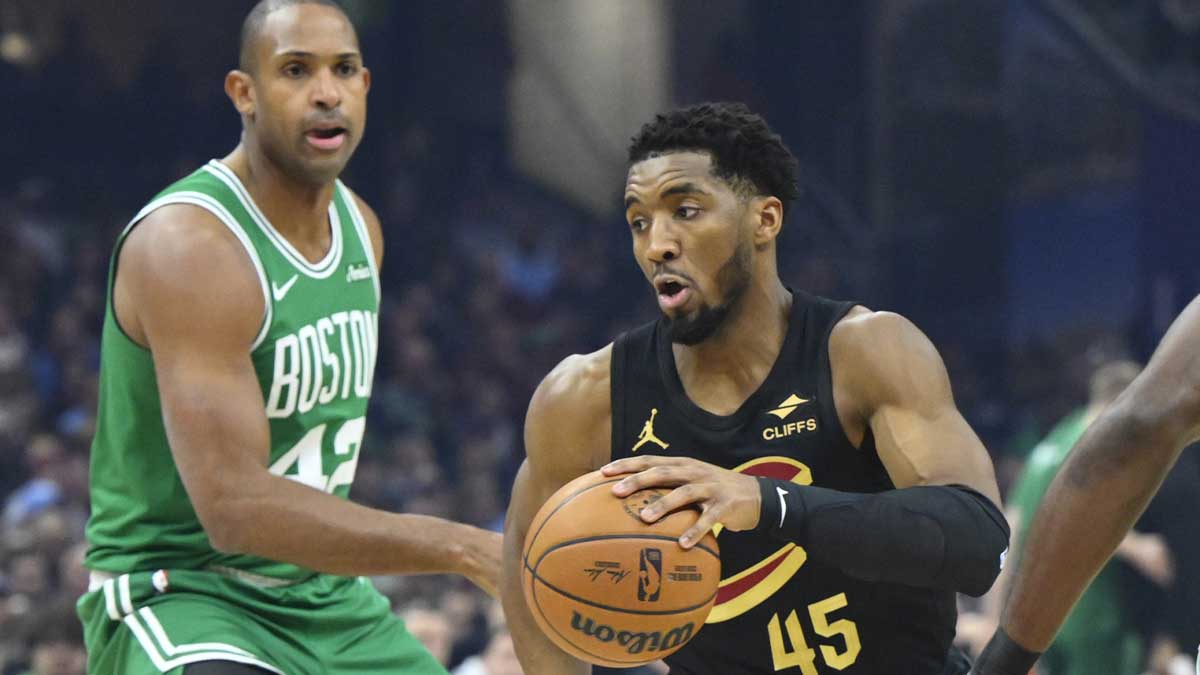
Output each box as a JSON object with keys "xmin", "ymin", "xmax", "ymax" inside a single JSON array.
[{"xmin": 4, "ymin": 1, "xmax": 1200, "ymax": 674}]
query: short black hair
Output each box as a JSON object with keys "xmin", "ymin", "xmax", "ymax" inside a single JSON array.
[
  {"xmin": 628, "ymin": 102, "xmax": 801, "ymax": 207},
  {"xmin": 239, "ymin": 0, "xmax": 348, "ymax": 72}
]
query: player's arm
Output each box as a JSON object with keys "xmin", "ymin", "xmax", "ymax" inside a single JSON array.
[
  {"xmin": 501, "ymin": 348, "xmax": 613, "ymax": 675},
  {"xmin": 974, "ymin": 297, "xmax": 1200, "ymax": 675},
  {"xmin": 118, "ymin": 206, "xmax": 499, "ymax": 591},
  {"xmin": 776, "ymin": 309, "xmax": 1008, "ymax": 595},
  {"xmin": 605, "ymin": 309, "xmax": 1009, "ymax": 596}
]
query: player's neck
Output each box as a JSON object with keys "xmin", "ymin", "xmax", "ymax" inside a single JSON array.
[
  {"xmin": 223, "ymin": 145, "xmax": 336, "ymax": 260},
  {"xmin": 671, "ymin": 278, "xmax": 791, "ymax": 414}
]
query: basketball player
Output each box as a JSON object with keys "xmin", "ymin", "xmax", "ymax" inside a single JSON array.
[
  {"xmin": 972, "ymin": 298, "xmax": 1200, "ymax": 674},
  {"xmin": 501, "ymin": 102, "xmax": 1011, "ymax": 674},
  {"xmin": 77, "ymin": 2, "xmax": 499, "ymax": 674}
]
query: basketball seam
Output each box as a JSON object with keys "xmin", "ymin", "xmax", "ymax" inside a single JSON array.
[
  {"xmin": 523, "ymin": 478, "xmax": 623, "ymax": 571},
  {"xmin": 535, "ymin": 533, "xmax": 720, "ymax": 563}
]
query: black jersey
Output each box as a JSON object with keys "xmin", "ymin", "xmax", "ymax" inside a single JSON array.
[{"xmin": 609, "ymin": 291, "xmax": 968, "ymax": 675}]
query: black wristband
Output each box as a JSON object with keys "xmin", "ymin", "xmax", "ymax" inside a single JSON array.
[
  {"xmin": 972, "ymin": 628, "xmax": 1041, "ymax": 675},
  {"xmin": 755, "ymin": 477, "xmax": 800, "ymax": 535}
]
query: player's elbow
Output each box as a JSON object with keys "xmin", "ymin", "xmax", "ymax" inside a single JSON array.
[
  {"xmin": 957, "ymin": 517, "xmax": 1009, "ymax": 597},
  {"xmin": 197, "ymin": 506, "xmax": 247, "ymax": 554},
  {"xmin": 1100, "ymin": 395, "xmax": 1192, "ymax": 465},
  {"xmin": 192, "ymin": 489, "xmax": 254, "ymax": 554}
]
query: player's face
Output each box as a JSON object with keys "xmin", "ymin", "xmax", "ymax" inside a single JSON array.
[
  {"xmin": 624, "ymin": 152, "xmax": 754, "ymax": 345},
  {"xmin": 244, "ymin": 4, "xmax": 369, "ymax": 184}
]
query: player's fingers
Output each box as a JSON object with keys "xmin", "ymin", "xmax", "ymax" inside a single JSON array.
[
  {"xmin": 680, "ymin": 508, "xmax": 721, "ymax": 549},
  {"xmin": 601, "ymin": 457, "xmax": 648, "ymax": 476},
  {"xmin": 601, "ymin": 455, "xmax": 682, "ymax": 477},
  {"xmin": 641, "ymin": 484, "xmax": 706, "ymax": 522},
  {"xmin": 612, "ymin": 465, "xmax": 684, "ymax": 495}
]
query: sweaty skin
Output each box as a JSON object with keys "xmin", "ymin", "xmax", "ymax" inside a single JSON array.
[
  {"xmin": 113, "ymin": 3, "xmax": 500, "ymax": 595},
  {"xmin": 501, "ymin": 152, "xmax": 1002, "ymax": 672},
  {"xmin": 976, "ymin": 296, "xmax": 1200, "ymax": 670}
]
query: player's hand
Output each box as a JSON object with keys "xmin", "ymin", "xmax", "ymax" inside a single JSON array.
[
  {"xmin": 602, "ymin": 455, "xmax": 761, "ymax": 549},
  {"xmin": 462, "ymin": 527, "xmax": 503, "ymax": 598}
]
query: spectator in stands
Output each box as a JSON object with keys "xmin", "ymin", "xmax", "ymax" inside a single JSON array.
[
  {"xmin": 399, "ymin": 603, "xmax": 455, "ymax": 667},
  {"xmin": 17, "ymin": 600, "xmax": 86, "ymax": 675}
]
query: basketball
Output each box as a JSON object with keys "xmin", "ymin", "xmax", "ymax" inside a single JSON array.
[{"xmin": 521, "ymin": 470, "xmax": 721, "ymax": 667}]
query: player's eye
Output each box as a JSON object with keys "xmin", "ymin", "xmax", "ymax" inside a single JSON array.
[
  {"xmin": 336, "ymin": 62, "xmax": 358, "ymax": 77},
  {"xmin": 629, "ymin": 217, "xmax": 648, "ymax": 233},
  {"xmin": 282, "ymin": 62, "xmax": 306, "ymax": 78},
  {"xmin": 675, "ymin": 205, "xmax": 699, "ymax": 220}
]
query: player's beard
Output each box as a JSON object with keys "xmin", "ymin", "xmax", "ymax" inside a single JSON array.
[{"xmin": 663, "ymin": 237, "xmax": 752, "ymax": 346}]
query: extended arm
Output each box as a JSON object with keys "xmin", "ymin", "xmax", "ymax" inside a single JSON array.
[
  {"xmin": 605, "ymin": 309, "xmax": 1007, "ymax": 596},
  {"xmin": 118, "ymin": 205, "xmax": 498, "ymax": 591},
  {"xmin": 501, "ymin": 349, "xmax": 613, "ymax": 675},
  {"xmin": 762, "ymin": 310, "xmax": 1007, "ymax": 595},
  {"xmin": 975, "ymin": 298, "xmax": 1200, "ymax": 674}
]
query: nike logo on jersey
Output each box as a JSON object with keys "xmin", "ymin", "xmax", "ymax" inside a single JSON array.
[
  {"xmin": 272, "ymin": 275, "xmax": 299, "ymax": 301},
  {"xmin": 776, "ymin": 486, "xmax": 789, "ymax": 528},
  {"xmin": 346, "ymin": 262, "xmax": 371, "ymax": 282}
]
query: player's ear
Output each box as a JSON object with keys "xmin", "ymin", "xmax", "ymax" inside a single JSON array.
[
  {"xmin": 225, "ymin": 69, "xmax": 256, "ymax": 118},
  {"xmin": 751, "ymin": 196, "xmax": 784, "ymax": 247},
  {"xmin": 362, "ymin": 66, "xmax": 371, "ymax": 93}
]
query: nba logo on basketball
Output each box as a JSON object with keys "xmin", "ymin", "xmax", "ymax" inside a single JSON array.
[{"xmin": 638, "ymin": 548, "xmax": 663, "ymax": 602}]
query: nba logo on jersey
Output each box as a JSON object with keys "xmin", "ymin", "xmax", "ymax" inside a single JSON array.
[{"xmin": 638, "ymin": 548, "xmax": 663, "ymax": 602}]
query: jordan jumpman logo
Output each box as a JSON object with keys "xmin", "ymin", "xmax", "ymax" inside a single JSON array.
[{"xmin": 632, "ymin": 408, "xmax": 669, "ymax": 452}]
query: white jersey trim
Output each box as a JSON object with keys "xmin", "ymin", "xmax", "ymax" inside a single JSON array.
[
  {"xmin": 204, "ymin": 160, "xmax": 343, "ymax": 279},
  {"xmin": 125, "ymin": 193, "xmax": 274, "ymax": 351},
  {"xmin": 336, "ymin": 180, "xmax": 381, "ymax": 304}
]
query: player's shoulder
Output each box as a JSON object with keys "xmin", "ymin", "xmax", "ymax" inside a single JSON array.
[
  {"xmin": 339, "ymin": 183, "xmax": 384, "ymax": 265},
  {"xmin": 830, "ymin": 306, "xmax": 937, "ymax": 366},
  {"xmin": 525, "ymin": 345, "xmax": 613, "ymax": 466},
  {"xmin": 119, "ymin": 204, "xmax": 264, "ymax": 339},
  {"xmin": 124, "ymin": 203, "xmax": 257, "ymax": 283},
  {"xmin": 339, "ymin": 183, "xmax": 380, "ymax": 225},
  {"xmin": 529, "ymin": 344, "xmax": 614, "ymax": 418},
  {"xmin": 829, "ymin": 306, "xmax": 949, "ymax": 410}
]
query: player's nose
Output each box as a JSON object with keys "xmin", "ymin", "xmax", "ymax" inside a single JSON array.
[
  {"xmin": 645, "ymin": 219, "xmax": 680, "ymax": 262},
  {"xmin": 310, "ymin": 69, "xmax": 342, "ymax": 109}
]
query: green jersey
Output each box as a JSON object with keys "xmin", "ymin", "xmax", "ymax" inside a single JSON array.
[
  {"xmin": 85, "ymin": 160, "xmax": 380, "ymax": 582},
  {"xmin": 1008, "ymin": 408, "xmax": 1141, "ymax": 674}
]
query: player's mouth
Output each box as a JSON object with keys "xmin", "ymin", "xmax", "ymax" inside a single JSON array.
[
  {"xmin": 305, "ymin": 124, "xmax": 348, "ymax": 151},
  {"xmin": 654, "ymin": 275, "xmax": 692, "ymax": 312}
]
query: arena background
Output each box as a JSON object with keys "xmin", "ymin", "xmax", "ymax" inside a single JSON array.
[{"xmin": 2, "ymin": 1, "xmax": 1200, "ymax": 673}]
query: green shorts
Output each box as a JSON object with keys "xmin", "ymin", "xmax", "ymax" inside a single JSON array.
[{"xmin": 78, "ymin": 568, "xmax": 446, "ymax": 675}]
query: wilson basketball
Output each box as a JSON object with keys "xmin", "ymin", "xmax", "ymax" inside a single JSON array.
[{"xmin": 522, "ymin": 470, "xmax": 721, "ymax": 667}]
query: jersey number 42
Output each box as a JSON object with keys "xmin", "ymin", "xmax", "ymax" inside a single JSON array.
[{"xmin": 267, "ymin": 417, "xmax": 365, "ymax": 495}]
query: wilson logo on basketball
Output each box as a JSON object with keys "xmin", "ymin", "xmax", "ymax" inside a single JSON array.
[
  {"xmin": 569, "ymin": 611, "xmax": 695, "ymax": 655},
  {"xmin": 638, "ymin": 548, "xmax": 663, "ymax": 602},
  {"xmin": 707, "ymin": 456, "xmax": 813, "ymax": 624}
]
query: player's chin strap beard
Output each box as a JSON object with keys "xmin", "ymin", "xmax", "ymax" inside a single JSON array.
[{"xmin": 664, "ymin": 239, "xmax": 752, "ymax": 346}]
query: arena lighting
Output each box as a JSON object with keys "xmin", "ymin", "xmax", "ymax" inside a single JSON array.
[{"xmin": 0, "ymin": 32, "xmax": 34, "ymax": 66}]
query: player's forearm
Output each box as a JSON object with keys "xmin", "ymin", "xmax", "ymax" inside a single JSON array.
[
  {"xmin": 756, "ymin": 479, "xmax": 1009, "ymax": 595},
  {"xmin": 501, "ymin": 508, "xmax": 590, "ymax": 675},
  {"xmin": 1000, "ymin": 404, "xmax": 1180, "ymax": 651},
  {"xmin": 204, "ymin": 474, "xmax": 493, "ymax": 578}
]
